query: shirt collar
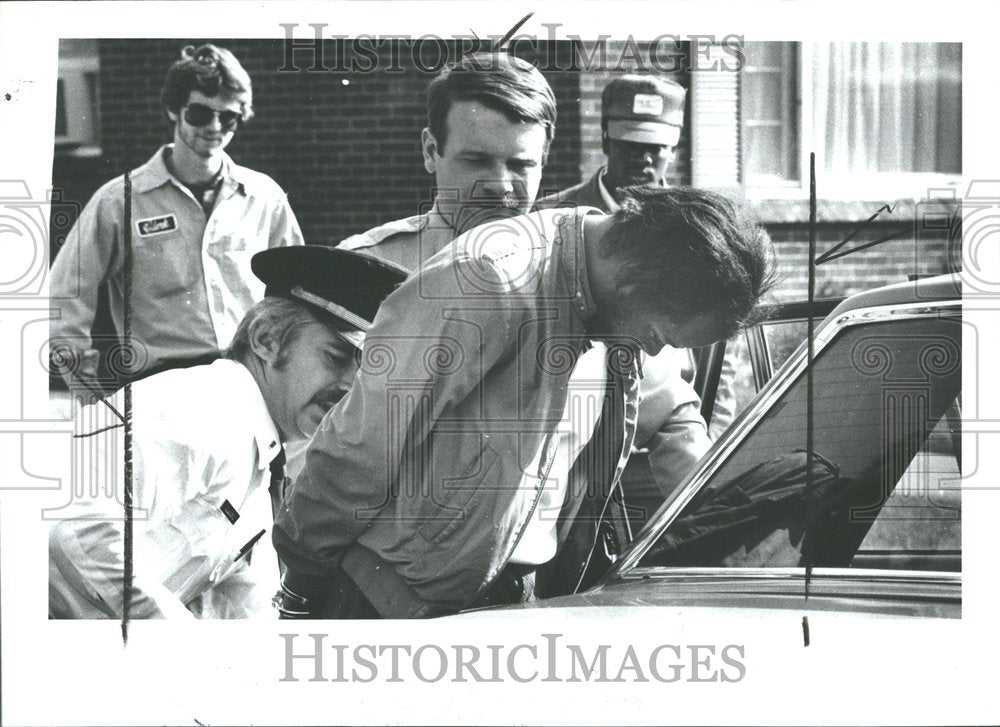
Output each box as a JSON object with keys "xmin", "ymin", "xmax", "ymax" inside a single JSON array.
[
  {"xmin": 426, "ymin": 203, "xmax": 452, "ymax": 233},
  {"xmin": 598, "ymin": 167, "xmax": 670, "ymax": 209},
  {"xmin": 226, "ymin": 360, "xmax": 284, "ymax": 470},
  {"xmin": 131, "ymin": 144, "xmax": 248, "ymax": 196},
  {"xmin": 557, "ymin": 207, "xmax": 601, "ymax": 323},
  {"xmin": 596, "ymin": 168, "xmax": 622, "ymax": 213},
  {"xmin": 420, "ymin": 204, "xmax": 462, "ymax": 258}
]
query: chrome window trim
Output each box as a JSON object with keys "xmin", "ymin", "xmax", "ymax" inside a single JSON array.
[
  {"xmin": 616, "ymin": 566, "xmax": 961, "ymax": 586},
  {"xmin": 611, "ymin": 299, "xmax": 962, "ymax": 577}
]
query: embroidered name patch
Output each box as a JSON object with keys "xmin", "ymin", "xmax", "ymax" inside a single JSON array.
[
  {"xmin": 136, "ymin": 214, "xmax": 178, "ymax": 236},
  {"xmin": 632, "ymin": 93, "xmax": 664, "ymax": 116},
  {"xmin": 220, "ymin": 499, "xmax": 240, "ymax": 524}
]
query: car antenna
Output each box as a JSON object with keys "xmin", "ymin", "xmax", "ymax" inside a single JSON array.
[
  {"xmin": 121, "ymin": 169, "xmax": 135, "ymax": 645},
  {"xmin": 495, "ymin": 12, "xmax": 534, "ymax": 51},
  {"xmin": 803, "ymin": 152, "xmax": 817, "ymax": 646},
  {"xmin": 467, "ymin": 11, "xmax": 535, "ymax": 55}
]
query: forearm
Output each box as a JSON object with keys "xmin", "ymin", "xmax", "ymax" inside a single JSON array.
[
  {"xmin": 646, "ymin": 408, "xmax": 712, "ymax": 497},
  {"xmin": 49, "ymin": 520, "xmax": 194, "ymax": 619},
  {"xmin": 49, "ymin": 199, "xmax": 119, "ymax": 394},
  {"xmin": 272, "ymin": 422, "xmax": 394, "ymax": 577}
]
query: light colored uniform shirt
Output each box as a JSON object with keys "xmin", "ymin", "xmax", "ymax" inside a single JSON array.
[
  {"xmin": 275, "ymin": 209, "xmax": 641, "ymax": 615},
  {"xmin": 49, "ymin": 145, "xmax": 303, "ymax": 375},
  {"xmin": 339, "ymin": 206, "xmax": 455, "ymax": 271},
  {"xmin": 537, "ymin": 173, "xmax": 721, "ymax": 500},
  {"xmin": 339, "ymin": 206, "xmax": 606, "ymax": 566},
  {"xmin": 48, "ymin": 359, "xmax": 282, "ymax": 619},
  {"xmin": 336, "ymin": 203, "xmax": 706, "ymax": 557}
]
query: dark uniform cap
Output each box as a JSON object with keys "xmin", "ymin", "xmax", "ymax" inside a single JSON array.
[
  {"xmin": 602, "ymin": 75, "xmax": 687, "ymax": 147},
  {"xmin": 251, "ymin": 245, "xmax": 409, "ymax": 350}
]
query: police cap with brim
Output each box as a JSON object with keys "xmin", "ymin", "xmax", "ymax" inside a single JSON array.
[
  {"xmin": 602, "ymin": 75, "xmax": 687, "ymax": 147},
  {"xmin": 251, "ymin": 246, "xmax": 409, "ymax": 350}
]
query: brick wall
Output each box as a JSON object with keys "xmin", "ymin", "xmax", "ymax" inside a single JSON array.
[
  {"xmin": 60, "ymin": 39, "xmax": 700, "ymax": 240},
  {"xmin": 566, "ymin": 40, "xmax": 691, "ymax": 193},
  {"xmin": 55, "ymin": 38, "xmax": 959, "ymax": 305},
  {"xmin": 765, "ymin": 216, "xmax": 960, "ymax": 303},
  {"xmin": 89, "ymin": 39, "xmax": 582, "ymax": 245}
]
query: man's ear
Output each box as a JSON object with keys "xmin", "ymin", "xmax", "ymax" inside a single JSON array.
[
  {"xmin": 612, "ymin": 260, "xmax": 640, "ymax": 298},
  {"xmin": 616, "ymin": 280, "xmax": 639, "ymax": 298},
  {"xmin": 248, "ymin": 320, "xmax": 281, "ymax": 367},
  {"xmin": 601, "ymin": 129, "xmax": 610, "ymax": 156},
  {"xmin": 421, "ymin": 127, "xmax": 439, "ymax": 174},
  {"xmin": 166, "ymin": 107, "xmax": 179, "ymax": 125}
]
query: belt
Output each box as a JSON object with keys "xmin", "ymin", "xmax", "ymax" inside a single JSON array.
[{"xmin": 339, "ymin": 545, "xmax": 438, "ymax": 619}]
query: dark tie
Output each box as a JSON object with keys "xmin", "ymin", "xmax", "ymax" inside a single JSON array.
[
  {"xmin": 534, "ymin": 342, "xmax": 640, "ymax": 598},
  {"xmin": 606, "ymin": 345, "xmax": 640, "ymax": 489},
  {"xmin": 268, "ymin": 449, "xmax": 288, "ymax": 522}
]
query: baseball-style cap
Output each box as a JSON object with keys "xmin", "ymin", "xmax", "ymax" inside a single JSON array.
[
  {"xmin": 251, "ymin": 246, "xmax": 409, "ymax": 350},
  {"xmin": 602, "ymin": 75, "xmax": 687, "ymax": 147}
]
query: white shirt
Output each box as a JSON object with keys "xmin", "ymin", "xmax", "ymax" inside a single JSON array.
[
  {"xmin": 48, "ymin": 359, "xmax": 282, "ymax": 619},
  {"xmin": 509, "ymin": 343, "xmax": 607, "ymax": 565}
]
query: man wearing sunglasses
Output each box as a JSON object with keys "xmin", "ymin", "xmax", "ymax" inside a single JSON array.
[{"xmin": 49, "ymin": 43, "xmax": 303, "ymax": 400}]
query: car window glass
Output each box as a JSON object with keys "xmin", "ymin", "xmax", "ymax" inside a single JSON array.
[
  {"xmin": 856, "ymin": 402, "xmax": 961, "ymax": 570},
  {"xmin": 639, "ymin": 313, "xmax": 961, "ymax": 572},
  {"xmin": 709, "ymin": 333, "xmax": 756, "ymax": 437},
  {"xmin": 762, "ymin": 319, "xmax": 807, "ymax": 372}
]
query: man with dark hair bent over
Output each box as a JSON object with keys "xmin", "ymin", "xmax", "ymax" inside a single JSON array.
[
  {"xmin": 340, "ymin": 55, "xmax": 715, "ymax": 540},
  {"xmin": 275, "ymin": 186, "xmax": 775, "ymax": 619}
]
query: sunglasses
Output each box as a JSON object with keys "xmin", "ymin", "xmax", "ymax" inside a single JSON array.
[{"xmin": 182, "ymin": 103, "xmax": 242, "ymax": 130}]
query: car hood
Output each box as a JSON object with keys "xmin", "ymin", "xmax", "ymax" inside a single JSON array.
[{"xmin": 452, "ymin": 568, "xmax": 960, "ymax": 620}]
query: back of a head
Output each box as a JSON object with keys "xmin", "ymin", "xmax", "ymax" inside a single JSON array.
[
  {"xmin": 606, "ymin": 186, "xmax": 776, "ymax": 335},
  {"xmin": 426, "ymin": 51, "xmax": 557, "ymax": 155},
  {"xmin": 160, "ymin": 43, "xmax": 254, "ymax": 120}
]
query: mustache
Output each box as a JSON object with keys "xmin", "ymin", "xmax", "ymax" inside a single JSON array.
[
  {"xmin": 309, "ymin": 387, "xmax": 350, "ymax": 412},
  {"xmin": 436, "ymin": 181, "xmax": 529, "ymax": 207},
  {"xmin": 460, "ymin": 194, "xmax": 524, "ymax": 208}
]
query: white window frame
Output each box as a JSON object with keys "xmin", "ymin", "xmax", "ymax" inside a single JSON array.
[
  {"xmin": 744, "ymin": 42, "xmax": 962, "ymax": 201},
  {"xmin": 55, "ymin": 53, "xmax": 101, "ymax": 148}
]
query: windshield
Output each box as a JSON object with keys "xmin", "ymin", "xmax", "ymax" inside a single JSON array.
[{"xmin": 637, "ymin": 312, "xmax": 962, "ymax": 572}]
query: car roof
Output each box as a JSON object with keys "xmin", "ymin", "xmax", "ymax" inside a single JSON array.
[{"xmin": 827, "ymin": 273, "xmax": 961, "ymax": 318}]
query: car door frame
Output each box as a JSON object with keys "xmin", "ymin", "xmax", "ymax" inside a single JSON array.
[{"xmin": 692, "ymin": 298, "xmax": 844, "ymax": 428}]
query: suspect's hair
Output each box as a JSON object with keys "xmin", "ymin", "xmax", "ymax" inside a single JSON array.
[{"xmin": 603, "ymin": 186, "xmax": 777, "ymax": 335}]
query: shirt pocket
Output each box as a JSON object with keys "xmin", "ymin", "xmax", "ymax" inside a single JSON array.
[
  {"xmin": 206, "ymin": 206, "xmax": 270, "ymax": 303},
  {"xmin": 207, "ymin": 196, "xmax": 270, "ymax": 256},
  {"xmin": 132, "ymin": 234, "xmax": 202, "ymax": 297},
  {"xmin": 417, "ymin": 444, "xmax": 500, "ymax": 544},
  {"xmin": 142, "ymin": 493, "xmax": 230, "ymax": 603}
]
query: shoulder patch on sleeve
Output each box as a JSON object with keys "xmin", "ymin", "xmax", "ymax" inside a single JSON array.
[{"xmin": 338, "ymin": 215, "xmax": 427, "ymax": 250}]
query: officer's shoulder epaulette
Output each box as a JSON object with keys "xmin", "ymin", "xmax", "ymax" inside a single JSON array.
[{"xmin": 338, "ymin": 214, "xmax": 428, "ymax": 251}]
